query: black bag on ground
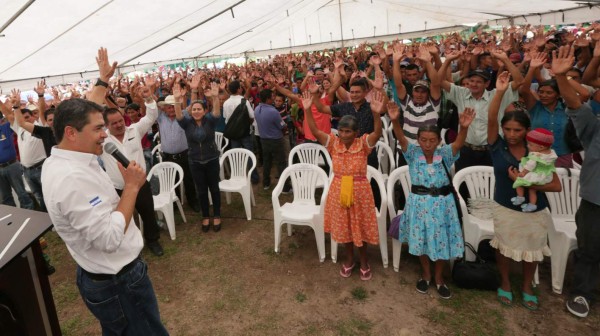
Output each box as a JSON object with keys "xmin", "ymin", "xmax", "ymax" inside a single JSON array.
[
  {"xmin": 223, "ymin": 98, "xmax": 250, "ymax": 140},
  {"xmin": 452, "ymin": 242, "xmax": 499, "ymax": 291}
]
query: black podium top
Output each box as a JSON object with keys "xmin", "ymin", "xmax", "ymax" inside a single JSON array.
[{"xmin": 0, "ymin": 205, "xmax": 53, "ymax": 269}]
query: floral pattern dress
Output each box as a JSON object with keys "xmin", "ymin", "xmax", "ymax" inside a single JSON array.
[
  {"xmin": 398, "ymin": 143, "xmax": 464, "ymax": 260},
  {"xmin": 324, "ymin": 133, "xmax": 379, "ymax": 247}
]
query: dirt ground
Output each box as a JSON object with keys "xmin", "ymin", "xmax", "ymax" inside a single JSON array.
[{"xmin": 46, "ymin": 183, "xmax": 600, "ymax": 336}]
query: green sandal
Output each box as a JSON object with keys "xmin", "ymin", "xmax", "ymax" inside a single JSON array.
[
  {"xmin": 522, "ymin": 292, "xmax": 539, "ymax": 311},
  {"xmin": 497, "ymin": 288, "xmax": 513, "ymax": 306}
]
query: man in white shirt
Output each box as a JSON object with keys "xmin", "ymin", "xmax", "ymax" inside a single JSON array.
[
  {"xmin": 11, "ymin": 107, "xmax": 47, "ymax": 211},
  {"xmin": 42, "ymin": 48, "xmax": 168, "ymax": 335},
  {"xmin": 100, "ymin": 85, "xmax": 163, "ymax": 256},
  {"xmin": 223, "ymin": 80, "xmax": 259, "ymax": 183}
]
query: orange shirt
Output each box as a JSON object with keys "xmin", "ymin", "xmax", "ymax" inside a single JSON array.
[{"xmin": 302, "ymin": 96, "xmax": 331, "ymax": 141}]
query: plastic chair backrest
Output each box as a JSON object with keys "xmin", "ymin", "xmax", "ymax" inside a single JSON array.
[
  {"xmin": 375, "ymin": 141, "xmax": 395, "ymax": 175},
  {"xmin": 153, "ymin": 132, "xmax": 160, "ymax": 143},
  {"xmin": 288, "ymin": 143, "xmax": 332, "ymax": 174},
  {"xmin": 151, "ymin": 144, "xmax": 163, "ymax": 163},
  {"xmin": 283, "ymin": 163, "xmax": 329, "ymax": 204},
  {"xmin": 147, "ymin": 162, "xmax": 183, "ymax": 195},
  {"xmin": 452, "ymin": 166, "xmax": 495, "ymax": 200},
  {"xmin": 220, "ymin": 148, "xmax": 256, "ymax": 180},
  {"xmin": 367, "ymin": 166, "xmax": 387, "ymax": 216},
  {"xmin": 546, "ymin": 168, "xmax": 581, "ymax": 217},
  {"xmin": 386, "ymin": 166, "xmax": 411, "ymax": 217},
  {"xmin": 214, "ymin": 132, "xmax": 229, "ymax": 155}
]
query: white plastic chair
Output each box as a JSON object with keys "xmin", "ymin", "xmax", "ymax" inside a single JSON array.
[
  {"xmin": 219, "ymin": 148, "xmax": 256, "ymax": 220},
  {"xmin": 214, "ymin": 131, "xmax": 229, "ymax": 156},
  {"xmin": 546, "ymin": 168, "xmax": 581, "ymax": 294},
  {"xmin": 386, "ymin": 166, "xmax": 411, "ymax": 272},
  {"xmin": 272, "ymin": 163, "xmax": 329, "ymax": 262},
  {"xmin": 288, "ymin": 143, "xmax": 333, "ymax": 187},
  {"xmin": 330, "ymin": 166, "xmax": 389, "ymax": 268},
  {"xmin": 151, "ymin": 144, "xmax": 163, "ymax": 163},
  {"xmin": 452, "ymin": 166, "xmax": 496, "ymax": 261},
  {"xmin": 330, "ymin": 128, "xmax": 338, "ymax": 137},
  {"xmin": 146, "ymin": 162, "xmax": 187, "ymax": 240},
  {"xmin": 152, "ymin": 131, "xmax": 160, "ymax": 143},
  {"xmin": 375, "ymin": 141, "xmax": 396, "ymax": 184}
]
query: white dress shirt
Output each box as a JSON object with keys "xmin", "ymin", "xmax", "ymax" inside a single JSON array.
[
  {"xmin": 12, "ymin": 119, "xmax": 47, "ymax": 167},
  {"xmin": 101, "ymin": 101, "xmax": 158, "ymax": 190},
  {"xmin": 42, "ymin": 147, "xmax": 143, "ymax": 274}
]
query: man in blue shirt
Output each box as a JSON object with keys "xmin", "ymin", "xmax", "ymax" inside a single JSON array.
[
  {"xmin": 254, "ymin": 89, "xmax": 290, "ymax": 191},
  {"xmin": 0, "ymin": 112, "xmax": 34, "ymax": 209}
]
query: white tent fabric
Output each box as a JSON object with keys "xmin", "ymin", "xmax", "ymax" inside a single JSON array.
[{"xmin": 0, "ymin": 0, "xmax": 598, "ymax": 89}]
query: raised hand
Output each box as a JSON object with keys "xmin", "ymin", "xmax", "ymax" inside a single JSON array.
[
  {"xmin": 458, "ymin": 107, "xmax": 476, "ymax": 128},
  {"xmin": 386, "ymin": 101, "xmax": 400, "ymax": 121},
  {"xmin": 445, "ymin": 49, "xmax": 462, "ymax": 61},
  {"xmin": 495, "ymin": 71, "xmax": 510, "ymax": 92},
  {"xmin": 34, "ymin": 81, "xmax": 46, "ymax": 96},
  {"xmin": 308, "ymin": 79, "xmax": 320, "ymax": 94},
  {"xmin": 491, "ymin": 49, "xmax": 508, "ymax": 61},
  {"xmin": 594, "ymin": 40, "xmax": 600, "ymax": 58},
  {"xmin": 529, "ymin": 52, "xmax": 547, "ymax": 68},
  {"xmin": 551, "ymin": 45, "xmax": 575, "ymax": 76},
  {"xmin": 392, "ymin": 43, "xmax": 405, "ymax": 62},
  {"xmin": 301, "ymin": 90, "xmax": 312, "ymax": 109},
  {"xmin": 370, "ymin": 90, "xmax": 385, "ymax": 114},
  {"xmin": 96, "ymin": 47, "xmax": 118, "ymax": 81},
  {"xmin": 371, "ymin": 70, "xmax": 384, "ymax": 90},
  {"xmin": 209, "ymin": 82, "xmax": 219, "ymax": 97},
  {"xmin": 145, "ymin": 76, "xmax": 157, "ymax": 90},
  {"xmin": 10, "ymin": 89, "xmax": 21, "ymax": 107},
  {"xmin": 140, "ymin": 85, "xmax": 153, "ymax": 100},
  {"xmin": 190, "ymin": 73, "xmax": 201, "ymax": 89}
]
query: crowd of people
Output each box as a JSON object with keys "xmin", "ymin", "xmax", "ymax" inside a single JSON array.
[{"xmin": 1, "ymin": 22, "xmax": 599, "ymax": 333}]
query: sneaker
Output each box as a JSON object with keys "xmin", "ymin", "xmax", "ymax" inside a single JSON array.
[
  {"xmin": 567, "ymin": 296, "xmax": 590, "ymax": 318},
  {"xmin": 436, "ymin": 284, "xmax": 452, "ymax": 299},
  {"xmin": 511, "ymin": 196, "xmax": 525, "ymax": 205},
  {"xmin": 147, "ymin": 241, "xmax": 164, "ymax": 257},
  {"xmin": 416, "ymin": 279, "xmax": 430, "ymax": 294}
]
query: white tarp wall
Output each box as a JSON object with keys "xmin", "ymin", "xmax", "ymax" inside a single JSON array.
[{"xmin": 1, "ymin": 0, "xmax": 599, "ymax": 90}]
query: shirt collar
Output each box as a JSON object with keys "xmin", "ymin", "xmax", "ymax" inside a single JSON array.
[
  {"xmin": 466, "ymin": 90, "xmax": 492, "ymax": 101},
  {"xmin": 50, "ymin": 147, "xmax": 98, "ymax": 166}
]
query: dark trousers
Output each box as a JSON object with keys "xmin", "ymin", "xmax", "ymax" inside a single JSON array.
[
  {"xmin": 261, "ymin": 138, "xmax": 287, "ymax": 188},
  {"xmin": 570, "ymin": 199, "xmax": 600, "ymax": 303},
  {"xmin": 455, "ymin": 146, "xmax": 493, "ymax": 200},
  {"xmin": 189, "ymin": 159, "xmax": 221, "ymax": 218},
  {"xmin": 76, "ymin": 260, "xmax": 168, "ymax": 335},
  {"xmin": 116, "ymin": 181, "xmax": 160, "ymax": 243},
  {"xmin": 162, "ymin": 151, "xmax": 198, "ymax": 206}
]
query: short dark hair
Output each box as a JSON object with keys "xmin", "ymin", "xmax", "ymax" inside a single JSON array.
[
  {"xmin": 350, "ymin": 78, "xmax": 368, "ymax": 91},
  {"xmin": 538, "ymin": 79, "xmax": 560, "ymax": 94},
  {"xmin": 189, "ymin": 100, "xmax": 208, "ymax": 110},
  {"xmin": 228, "ymin": 80, "xmax": 241, "ymax": 94},
  {"xmin": 338, "ymin": 115, "xmax": 359, "ymax": 132},
  {"xmin": 501, "ymin": 110, "xmax": 531, "ymax": 129},
  {"xmin": 44, "ymin": 108, "xmax": 55, "ymax": 120},
  {"xmin": 102, "ymin": 107, "xmax": 121, "ymax": 123},
  {"xmin": 21, "ymin": 109, "xmax": 32, "ymax": 117},
  {"xmin": 259, "ymin": 89, "xmax": 273, "ymax": 103},
  {"xmin": 126, "ymin": 103, "xmax": 140, "ymax": 111},
  {"xmin": 53, "ymin": 98, "xmax": 103, "ymax": 143},
  {"xmin": 405, "ymin": 64, "xmax": 419, "ymax": 71},
  {"xmin": 417, "ymin": 124, "xmax": 441, "ymax": 140}
]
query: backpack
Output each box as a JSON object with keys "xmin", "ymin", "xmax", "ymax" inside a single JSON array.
[{"xmin": 223, "ymin": 98, "xmax": 250, "ymax": 140}]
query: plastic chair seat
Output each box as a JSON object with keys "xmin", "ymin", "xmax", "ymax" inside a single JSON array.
[
  {"xmin": 219, "ymin": 148, "xmax": 257, "ymax": 220},
  {"xmin": 279, "ymin": 202, "xmax": 321, "ymax": 222}
]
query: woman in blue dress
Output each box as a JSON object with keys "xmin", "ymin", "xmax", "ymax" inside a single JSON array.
[{"xmin": 388, "ymin": 101, "xmax": 475, "ymax": 299}]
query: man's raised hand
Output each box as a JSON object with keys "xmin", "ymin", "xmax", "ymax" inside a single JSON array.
[{"xmin": 96, "ymin": 47, "xmax": 118, "ymax": 82}]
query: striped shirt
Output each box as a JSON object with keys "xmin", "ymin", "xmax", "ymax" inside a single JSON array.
[
  {"xmin": 400, "ymin": 96, "xmax": 441, "ymax": 144},
  {"xmin": 157, "ymin": 112, "xmax": 188, "ymax": 154}
]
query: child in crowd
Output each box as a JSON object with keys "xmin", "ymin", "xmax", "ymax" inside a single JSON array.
[{"xmin": 511, "ymin": 128, "xmax": 558, "ymax": 212}]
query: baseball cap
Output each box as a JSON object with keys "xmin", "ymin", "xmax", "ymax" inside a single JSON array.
[
  {"xmin": 467, "ymin": 69, "xmax": 491, "ymax": 82},
  {"xmin": 413, "ymin": 80, "xmax": 430, "ymax": 91}
]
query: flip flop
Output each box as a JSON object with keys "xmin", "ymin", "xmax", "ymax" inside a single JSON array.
[
  {"xmin": 522, "ymin": 292, "xmax": 539, "ymax": 311},
  {"xmin": 497, "ymin": 288, "xmax": 513, "ymax": 306},
  {"xmin": 360, "ymin": 266, "xmax": 372, "ymax": 281},
  {"xmin": 339, "ymin": 263, "xmax": 355, "ymax": 278}
]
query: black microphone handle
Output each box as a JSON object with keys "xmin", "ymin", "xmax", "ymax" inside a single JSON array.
[{"xmin": 111, "ymin": 151, "xmax": 130, "ymax": 168}]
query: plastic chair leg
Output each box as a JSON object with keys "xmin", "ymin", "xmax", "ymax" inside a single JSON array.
[
  {"xmin": 225, "ymin": 192, "xmax": 232, "ymax": 204},
  {"xmin": 550, "ymin": 237, "xmax": 572, "ymax": 294},
  {"xmin": 274, "ymin": 221, "xmax": 282, "ymax": 253},
  {"xmin": 331, "ymin": 238, "xmax": 338, "ymax": 263},
  {"xmin": 378, "ymin": 220, "xmax": 389, "ymax": 268},
  {"xmin": 314, "ymin": 223, "xmax": 325, "ymax": 263},
  {"xmin": 392, "ymin": 238, "xmax": 401, "ymax": 272},
  {"xmin": 242, "ymin": 190, "xmax": 252, "ymax": 220},
  {"xmin": 175, "ymin": 199, "xmax": 186, "ymax": 223},
  {"xmin": 163, "ymin": 208, "xmax": 176, "ymax": 240}
]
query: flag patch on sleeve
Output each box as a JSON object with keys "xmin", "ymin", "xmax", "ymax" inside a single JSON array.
[{"xmin": 89, "ymin": 196, "xmax": 102, "ymax": 207}]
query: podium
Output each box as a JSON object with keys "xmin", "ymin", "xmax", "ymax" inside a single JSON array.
[{"xmin": 0, "ymin": 205, "xmax": 61, "ymax": 336}]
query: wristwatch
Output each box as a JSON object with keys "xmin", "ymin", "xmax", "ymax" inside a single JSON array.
[{"xmin": 95, "ymin": 78, "xmax": 109, "ymax": 88}]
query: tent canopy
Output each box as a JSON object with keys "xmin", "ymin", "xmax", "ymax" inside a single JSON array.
[{"xmin": 1, "ymin": 0, "xmax": 599, "ymax": 89}]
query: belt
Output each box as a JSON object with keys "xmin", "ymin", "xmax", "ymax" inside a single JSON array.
[
  {"xmin": 81, "ymin": 256, "xmax": 141, "ymax": 281},
  {"xmin": 464, "ymin": 143, "xmax": 489, "ymax": 151},
  {"xmin": 411, "ymin": 185, "xmax": 452, "ymax": 197},
  {"xmin": 24, "ymin": 159, "xmax": 45, "ymax": 170},
  {"xmin": 0, "ymin": 158, "xmax": 17, "ymax": 168},
  {"xmin": 163, "ymin": 151, "xmax": 186, "ymax": 161}
]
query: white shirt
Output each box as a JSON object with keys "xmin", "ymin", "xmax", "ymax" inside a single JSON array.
[
  {"xmin": 42, "ymin": 147, "xmax": 143, "ymax": 274},
  {"xmin": 101, "ymin": 101, "xmax": 158, "ymax": 189},
  {"xmin": 223, "ymin": 94, "xmax": 255, "ymax": 123},
  {"xmin": 12, "ymin": 119, "xmax": 47, "ymax": 167}
]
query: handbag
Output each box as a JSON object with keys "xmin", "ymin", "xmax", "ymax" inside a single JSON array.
[
  {"xmin": 388, "ymin": 213, "xmax": 401, "ymax": 240},
  {"xmin": 452, "ymin": 242, "xmax": 499, "ymax": 291},
  {"xmin": 441, "ymin": 161, "xmax": 463, "ymax": 225}
]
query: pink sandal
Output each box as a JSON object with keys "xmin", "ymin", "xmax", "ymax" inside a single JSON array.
[
  {"xmin": 339, "ymin": 263, "xmax": 355, "ymax": 278},
  {"xmin": 360, "ymin": 266, "xmax": 372, "ymax": 281}
]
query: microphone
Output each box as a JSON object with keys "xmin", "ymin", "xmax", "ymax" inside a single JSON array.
[{"xmin": 104, "ymin": 142, "xmax": 130, "ymax": 168}]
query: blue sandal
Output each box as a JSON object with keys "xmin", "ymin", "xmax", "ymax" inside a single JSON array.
[
  {"xmin": 497, "ymin": 288, "xmax": 513, "ymax": 306},
  {"xmin": 522, "ymin": 292, "xmax": 539, "ymax": 311}
]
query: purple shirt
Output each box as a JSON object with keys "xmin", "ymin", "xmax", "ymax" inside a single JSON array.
[
  {"xmin": 0, "ymin": 122, "xmax": 16, "ymax": 163},
  {"xmin": 254, "ymin": 103, "xmax": 284, "ymax": 140}
]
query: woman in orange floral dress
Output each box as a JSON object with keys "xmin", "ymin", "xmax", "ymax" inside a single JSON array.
[{"xmin": 301, "ymin": 89, "xmax": 384, "ymax": 280}]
